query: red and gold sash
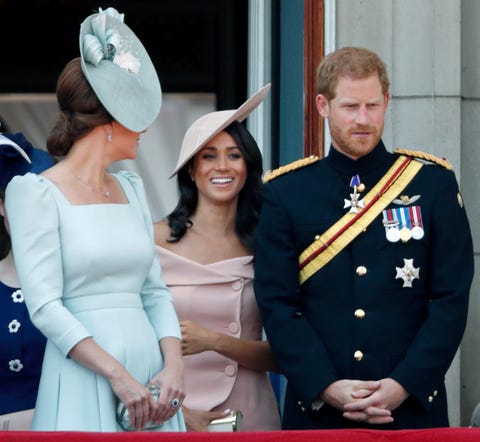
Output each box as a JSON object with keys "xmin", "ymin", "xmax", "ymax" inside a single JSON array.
[{"xmin": 298, "ymin": 155, "xmax": 423, "ymax": 284}]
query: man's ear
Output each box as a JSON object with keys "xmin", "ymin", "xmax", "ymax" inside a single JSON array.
[
  {"xmin": 315, "ymin": 94, "xmax": 329, "ymax": 118},
  {"xmin": 384, "ymin": 92, "xmax": 391, "ymax": 111}
]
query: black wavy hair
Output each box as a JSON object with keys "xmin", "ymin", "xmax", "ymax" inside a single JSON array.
[{"xmin": 166, "ymin": 120, "xmax": 263, "ymax": 253}]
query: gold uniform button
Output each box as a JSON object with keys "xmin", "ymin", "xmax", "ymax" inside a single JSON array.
[
  {"xmin": 433, "ymin": 390, "xmax": 438, "ymax": 397},
  {"xmin": 357, "ymin": 183, "xmax": 366, "ymax": 193},
  {"xmin": 356, "ymin": 266, "xmax": 367, "ymax": 276},
  {"xmin": 354, "ymin": 350, "xmax": 363, "ymax": 361},
  {"xmin": 428, "ymin": 396, "xmax": 433, "ymax": 403},
  {"xmin": 315, "ymin": 235, "xmax": 320, "ymax": 240},
  {"xmin": 354, "ymin": 309, "xmax": 366, "ymax": 319}
]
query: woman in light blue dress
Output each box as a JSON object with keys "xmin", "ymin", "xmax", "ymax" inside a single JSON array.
[{"xmin": 5, "ymin": 8, "xmax": 185, "ymax": 432}]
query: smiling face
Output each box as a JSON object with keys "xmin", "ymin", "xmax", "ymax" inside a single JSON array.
[
  {"xmin": 316, "ymin": 73, "xmax": 390, "ymax": 159},
  {"xmin": 190, "ymin": 130, "xmax": 247, "ymax": 205}
]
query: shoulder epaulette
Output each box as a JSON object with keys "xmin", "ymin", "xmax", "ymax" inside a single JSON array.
[
  {"xmin": 263, "ymin": 155, "xmax": 320, "ymax": 183},
  {"xmin": 394, "ymin": 148, "xmax": 453, "ymax": 170}
]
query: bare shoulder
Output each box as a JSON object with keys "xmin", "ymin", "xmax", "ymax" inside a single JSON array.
[{"xmin": 153, "ymin": 219, "xmax": 171, "ymax": 247}]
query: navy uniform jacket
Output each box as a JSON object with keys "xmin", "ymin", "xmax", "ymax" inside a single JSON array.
[{"xmin": 254, "ymin": 141, "xmax": 474, "ymax": 430}]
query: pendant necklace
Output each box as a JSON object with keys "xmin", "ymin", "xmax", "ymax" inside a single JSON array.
[{"xmin": 66, "ymin": 164, "xmax": 110, "ymax": 197}]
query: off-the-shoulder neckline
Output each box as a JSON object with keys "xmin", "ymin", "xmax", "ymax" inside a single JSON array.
[{"xmin": 156, "ymin": 244, "xmax": 253, "ymax": 266}]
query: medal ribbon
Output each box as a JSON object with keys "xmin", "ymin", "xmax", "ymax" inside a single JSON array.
[
  {"xmin": 397, "ymin": 207, "xmax": 411, "ymax": 229},
  {"xmin": 410, "ymin": 205, "xmax": 423, "ymax": 229},
  {"xmin": 299, "ymin": 156, "xmax": 423, "ymax": 284}
]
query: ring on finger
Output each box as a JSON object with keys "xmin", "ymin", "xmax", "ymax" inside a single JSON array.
[{"xmin": 171, "ymin": 398, "xmax": 180, "ymax": 408}]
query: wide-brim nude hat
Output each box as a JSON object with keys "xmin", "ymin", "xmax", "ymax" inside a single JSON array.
[
  {"xmin": 170, "ymin": 83, "xmax": 271, "ymax": 177},
  {"xmin": 79, "ymin": 7, "xmax": 162, "ymax": 132}
]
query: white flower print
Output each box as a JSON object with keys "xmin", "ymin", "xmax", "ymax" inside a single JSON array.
[
  {"xmin": 9, "ymin": 359, "xmax": 23, "ymax": 372},
  {"xmin": 8, "ymin": 319, "xmax": 21, "ymax": 333},
  {"xmin": 11, "ymin": 289, "xmax": 24, "ymax": 303}
]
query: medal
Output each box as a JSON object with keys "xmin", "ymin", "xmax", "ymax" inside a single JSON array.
[
  {"xmin": 382, "ymin": 209, "xmax": 401, "ymax": 242},
  {"xmin": 409, "ymin": 205, "xmax": 424, "ymax": 240},
  {"xmin": 386, "ymin": 226, "xmax": 401, "ymax": 242},
  {"xmin": 411, "ymin": 226, "xmax": 424, "ymax": 240},
  {"xmin": 397, "ymin": 208, "xmax": 411, "ymax": 242},
  {"xmin": 344, "ymin": 174, "xmax": 365, "ymax": 213},
  {"xmin": 344, "ymin": 193, "xmax": 365, "ymax": 213},
  {"xmin": 400, "ymin": 227, "xmax": 412, "ymax": 242},
  {"xmin": 395, "ymin": 258, "xmax": 420, "ymax": 288}
]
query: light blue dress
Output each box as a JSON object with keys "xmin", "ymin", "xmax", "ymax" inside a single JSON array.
[{"xmin": 5, "ymin": 171, "xmax": 186, "ymax": 432}]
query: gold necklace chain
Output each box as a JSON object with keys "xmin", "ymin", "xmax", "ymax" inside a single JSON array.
[{"xmin": 65, "ymin": 164, "xmax": 110, "ymax": 197}]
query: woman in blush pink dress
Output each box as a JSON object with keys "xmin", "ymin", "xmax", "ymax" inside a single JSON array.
[{"xmin": 154, "ymin": 85, "xmax": 281, "ymax": 432}]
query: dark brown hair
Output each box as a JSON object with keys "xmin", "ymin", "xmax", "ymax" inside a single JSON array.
[{"xmin": 47, "ymin": 57, "xmax": 113, "ymax": 156}]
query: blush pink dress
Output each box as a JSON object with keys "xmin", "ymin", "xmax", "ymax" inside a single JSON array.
[{"xmin": 156, "ymin": 246, "xmax": 281, "ymax": 431}]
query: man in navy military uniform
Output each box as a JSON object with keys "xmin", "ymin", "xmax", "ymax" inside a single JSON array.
[{"xmin": 254, "ymin": 46, "xmax": 474, "ymax": 429}]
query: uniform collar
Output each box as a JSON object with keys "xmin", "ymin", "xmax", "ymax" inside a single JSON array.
[{"xmin": 326, "ymin": 140, "xmax": 390, "ymax": 176}]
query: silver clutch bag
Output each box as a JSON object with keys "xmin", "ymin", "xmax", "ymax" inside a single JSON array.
[
  {"xmin": 116, "ymin": 385, "xmax": 162, "ymax": 431},
  {"xmin": 207, "ymin": 410, "xmax": 243, "ymax": 432}
]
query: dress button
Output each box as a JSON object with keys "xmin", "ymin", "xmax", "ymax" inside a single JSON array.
[
  {"xmin": 315, "ymin": 235, "xmax": 320, "ymax": 240},
  {"xmin": 231, "ymin": 279, "xmax": 243, "ymax": 291},
  {"xmin": 433, "ymin": 390, "xmax": 438, "ymax": 397},
  {"xmin": 428, "ymin": 396, "xmax": 433, "ymax": 403},
  {"xmin": 228, "ymin": 322, "xmax": 239, "ymax": 334},
  {"xmin": 356, "ymin": 266, "xmax": 367, "ymax": 276},
  {"xmin": 354, "ymin": 309, "xmax": 366, "ymax": 319},
  {"xmin": 354, "ymin": 350, "xmax": 363, "ymax": 361},
  {"xmin": 225, "ymin": 365, "xmax": 236, "ymax": 377}
]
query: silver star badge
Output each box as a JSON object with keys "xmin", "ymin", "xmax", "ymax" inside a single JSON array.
[
  {"xmin": 395, "ymin": 258, "xmax": 420, "ymax": 288},
  {"xmin": 344, "ymin": 193, "xmax": 365, "ymax": 213}
]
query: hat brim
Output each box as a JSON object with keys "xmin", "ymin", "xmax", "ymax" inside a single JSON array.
[
  {"xmin": 170, "ymin": 83, "xmax": 271, "ymax": 178},
  {"xmin": 0, "ymin": 134, "xmax": 31, "ymax": 164},
  {"xmin": 0, "ymin": 133, "xmax": 54, "ymax": 190},
  {"xmin": 79, "ymin": 10, "xmax": 162, "ymax": 132}
]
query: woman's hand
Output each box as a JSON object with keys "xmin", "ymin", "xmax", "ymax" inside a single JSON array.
[
  {"xmin": 67, "ymin": 337, "xmax": 157, "ymax": 431},
  {"xmin": 109, "ymin": 371, "xmax": 156, "ymax": 431},
  {"xmin": 180, "ymin": 320, "xmax": 217, "ymax": 355},
  {"xmin": 149, "ymin": 337, "xmax": 186, "ymax": 425}
]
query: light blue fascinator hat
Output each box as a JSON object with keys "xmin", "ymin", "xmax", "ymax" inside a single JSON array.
[
  {"xmin": 79, "ymin": 7, "xmax": 162, "ymax": 132},
  {"xmin": 0, "ymin": 133, "xmax": 55, "ymax": 191}
]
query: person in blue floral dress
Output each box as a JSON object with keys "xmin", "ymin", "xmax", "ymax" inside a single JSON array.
[{"xmin": 0, "ymin": 132, "xmax": 54, "ymax": 429}]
